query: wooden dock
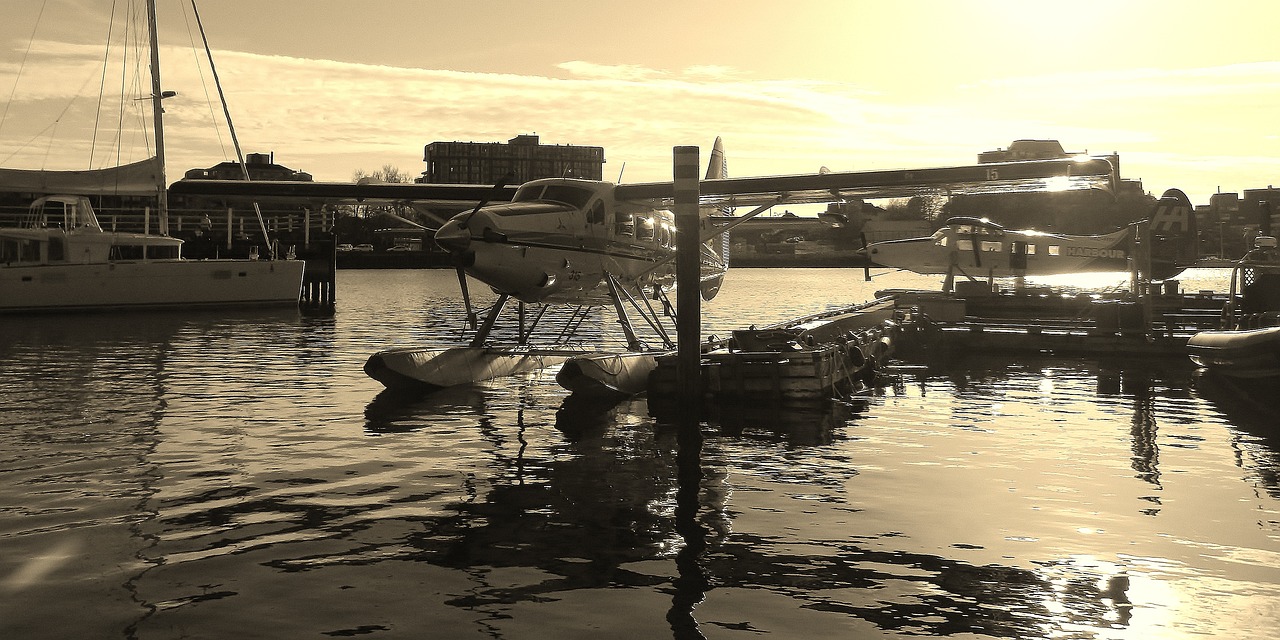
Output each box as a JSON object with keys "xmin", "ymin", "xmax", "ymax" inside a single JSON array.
[
  {"xmin": 299, "ymin": 234, "xmax": 337, "ymax": 309},
  {"xmin": 647, "ymin": 283, "xmax": 1232, "ymax": 411},
  {"xmin": 886, "ymin": 286, "xmax": 1228, "ymax": 359},
  {"xmin": 649, "ymin": 298, "xmax": 902, "ymax": 409}
]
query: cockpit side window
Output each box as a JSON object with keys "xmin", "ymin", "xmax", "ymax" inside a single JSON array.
[
  {"xmin": 512, "ymin": 185, "xmax": 541, "ymax": 202},
  {"xmin": 512, "ymin": 184, "xmax": 593, "ymax": 209},
  {"xmin": 541, "ymin": 185, "xmax": 592, "ymax": 208},
  {"xmin": 588, "ymin": 200, "xmax": 606, "ymax": 225}
]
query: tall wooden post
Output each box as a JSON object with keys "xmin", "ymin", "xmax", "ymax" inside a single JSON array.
[
  {"xmin": 669, "ymin": 145, "xmax": 707, "ymax": 636},
  {"xmin": 674, "ymin": 146, "xmax": 702, "ymax": 413}
]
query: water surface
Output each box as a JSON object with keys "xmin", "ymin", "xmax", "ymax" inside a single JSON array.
[{"xmin": 1, "ymin": 268, "xmax": 1277, "ymax": 639}]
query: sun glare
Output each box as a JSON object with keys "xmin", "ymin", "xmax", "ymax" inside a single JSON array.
[{"xmin": 1044, "ymin": 175, "xmax": 1074, "ymax": 192}]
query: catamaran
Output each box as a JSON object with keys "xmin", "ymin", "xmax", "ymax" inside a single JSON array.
[{"xmin": 0, "ymin": 0, "xmax": 303, "ymax": 313}]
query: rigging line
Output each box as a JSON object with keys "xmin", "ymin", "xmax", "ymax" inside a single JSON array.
[
  {"xmin": 179, "ymin": 0, "xmax": 229, "ymax": 159},
  {"xmin": 0, "ymin": 0, "xmax": 48, "ymax": 140},
  {"xmin": 113, "ymin": 1, "xmax": 134, "ymax": 171},
  {"xmin": 190, "ymin": 0, "xmax": 272, "ymax": 251},
  {"xmin": 131, "ymin": 1, "xmax": 153, "ymax": 160},
  {"xmin": 39, "ymin": 70, "xmax": 102, "ymax": 170},
  {"xmin": 0, "ymin": 56, "xmax": 94, "ymax": 166},
  {"xmin": 92, "ymin": 0, "xmax": 121, "ymax": 168}
]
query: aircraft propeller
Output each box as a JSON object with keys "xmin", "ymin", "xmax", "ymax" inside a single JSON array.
[
  {"xmin": 439, "ymin": 173, "xmax": 515, "ymax": 332},
  {"xmin": 459, "ymin": 171, "xmax": 516, "ymax": 229}
]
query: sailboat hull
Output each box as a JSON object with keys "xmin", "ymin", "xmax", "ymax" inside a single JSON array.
[{"xmin": 0, "ymin": 259, "xmax": 304, "ymax": 312}]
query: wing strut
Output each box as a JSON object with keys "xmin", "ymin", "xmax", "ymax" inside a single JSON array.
[
  {"xmin": 457, "ymin": 269, "xmax": 478, "ymax": 330},
  {"xmin": 468, "ymin": 294, "xmax": 510, "ymax": 347},
  {"xmin": 606, "ymin": 275, "xmax": 643, "ymax": 352}
]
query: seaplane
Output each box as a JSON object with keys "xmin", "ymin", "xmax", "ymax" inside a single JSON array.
[
  {"xmin": 861, "ymin": 188, "xmax": 1198, "ymax": 290},
  {"xmin": 171, "ymin": 140, "xmax": 1118, "ymax": 396}
]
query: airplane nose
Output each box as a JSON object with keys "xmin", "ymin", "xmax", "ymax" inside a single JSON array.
[{"xmin": 435, "ymin": 221, "xmax": 471, "ymax": 253}]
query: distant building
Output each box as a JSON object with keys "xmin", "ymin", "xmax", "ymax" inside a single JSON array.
[
  {"xmin": 1241, "ymin": 187, "xmax": 1280, "ymax": 229},
  {"xmin": 182, "ymin": 152, "xmax": 313, "ymax": 181},
  {"xmin": 420, "ymin": 134, "xmax": 605, "ymax": 184},
  {"xmin": 978, "ymin": 139, "xmax": 1078, "ymax": 163},
  {"xmin": 171, "ymin": 154, "xmax": 317, "ymax": 256}
]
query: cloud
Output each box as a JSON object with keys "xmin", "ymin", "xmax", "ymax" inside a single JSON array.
[{"xmin": 4, "ymin": 40, "xmax": 1278, "ymax": 203}]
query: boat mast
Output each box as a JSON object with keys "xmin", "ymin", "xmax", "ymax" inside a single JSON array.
[{"xmin": 145, "ymin": 0, "xmax": 169, "ymax": 235}]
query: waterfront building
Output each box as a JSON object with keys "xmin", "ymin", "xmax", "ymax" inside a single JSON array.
[
  {"xmin": 181, "ymin": 152, "xmax": 313, "ymax": 181},
  {"xmin": 420, "ymin": 134, "xmax": 605, "ymax": 184}
]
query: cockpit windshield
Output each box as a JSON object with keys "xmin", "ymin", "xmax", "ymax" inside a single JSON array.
[{"xmin": 512, "ymin": 184, "xmax": 593, "ymax": 209}]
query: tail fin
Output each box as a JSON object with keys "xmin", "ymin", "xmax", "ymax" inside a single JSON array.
[
  {"xmin": 704, "ymin": 136, "xmax": 727, "ymax": 181},
  {"xmin": 1148, "ymin": 188, "xmax": 1197, "ymax": 280},
  {"xmin": 700, "ymin": 137, "xmax": 731, "ymax": 300}
]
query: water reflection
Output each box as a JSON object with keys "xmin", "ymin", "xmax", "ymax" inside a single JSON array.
[{"xmin": 4, "ymin": 270, "xmax": 1280, "ymax": 638}]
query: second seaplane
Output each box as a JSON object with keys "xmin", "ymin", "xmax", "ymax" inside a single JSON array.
[
  {"xmin": 172, "ymin": 139, "xmax": 1118, "ymax": 396},
  {"xmin": 860, "ymin": 188, "xmax": 1198, "ymax": 291}
]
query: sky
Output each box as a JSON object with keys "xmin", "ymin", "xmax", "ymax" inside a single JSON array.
[{"xmin": 1, "ymin": 0, "xmax": 1278, "ymax": 206}]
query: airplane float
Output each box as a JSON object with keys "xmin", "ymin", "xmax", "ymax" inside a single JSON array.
[
  {"xmin": 861, "ymin": 188, "xmax": 1198, "ymax": 291},
  {"xmin": 171, "ymin": 140, "xmax": 1118, "ymax": 396}
]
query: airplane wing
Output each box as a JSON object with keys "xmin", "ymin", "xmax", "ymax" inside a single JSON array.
[
  {"xmin": 167, "ymin": 179, "xmax": 515, "ymax": 212},
  {"xmin": 168, "ymin": 155, "xmax": 1114, "ymax": 212},
  {"xmin": 614, "ymin": 156, "xmax": 1116, "ymax": 209}
]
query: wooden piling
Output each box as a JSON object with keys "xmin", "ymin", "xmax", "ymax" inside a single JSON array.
[
  {"xmin": 673, "ymin": 146, "xmax": 702, "ymax": 416},
  {"xmin": 299, "ymin": 232, "xmax": 337, "ymax": 310}
]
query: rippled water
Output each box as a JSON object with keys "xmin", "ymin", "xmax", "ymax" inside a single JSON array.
[{"xmin": 1, "ymin": 268, "xmax": 1277, "ymax": 639}]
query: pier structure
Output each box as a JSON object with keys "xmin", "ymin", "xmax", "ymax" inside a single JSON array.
[
  {"xmin": 647, "ymin": 280, "xmax": 1229, "ymax": 411},
  {"xmin": 299, "ymin": 232, "xmax": 337, "ymax": 309}
]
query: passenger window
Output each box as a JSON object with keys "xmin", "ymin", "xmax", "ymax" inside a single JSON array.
[
  {"xmin": 956, "ymin": 239, "xmax": 973, "ymax": 251},
  {"xmin": 981, "ymin": 241, "xmax": 1002, "ymax": 252},
  {"xmin": 1048, "ymin": 245, "xmax": 1060, "ymax": 256},
  {"xmin": 637, "ymin": 217, "xmax": 655, "ymax": 242},
  {"xmin": 615, "ymin": 213, "xmax": 634, "ymax": 237},
  {"xmin": 588, "ymin": 200, "xmax": 606, "ymax": 225}
]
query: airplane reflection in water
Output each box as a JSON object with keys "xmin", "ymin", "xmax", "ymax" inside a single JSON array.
[
  {"xmin": 862, "ymin": 188, "xmax": 1198, "ymax": 291},
  {"xmin": 172, "ymin": 143, "xmax": 1117, "ymax": 395},
  {"xmin": 353, "ymin": 361, "xmax": 1173, "ymax": 638}
]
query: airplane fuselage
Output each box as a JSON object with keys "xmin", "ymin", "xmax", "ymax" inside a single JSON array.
[
  {"xmin": 434, "ymin": 178, "xmax": 694, "ymax": 305},
  {"xmin": 866, "ymin": 218, "xmax": 1132, "ymax": 277}
]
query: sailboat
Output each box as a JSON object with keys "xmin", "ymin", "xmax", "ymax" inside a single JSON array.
[{"xmin": 0, "ymin": 0, "xmax": 304, "ymax": 313}]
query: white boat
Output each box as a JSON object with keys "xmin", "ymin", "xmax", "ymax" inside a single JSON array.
[
  {"xmin": 1187, "ymin": 325, "xmax": 1280, "ymax": 379},
  {"xmin": 1186, "ymin": 234, "xmax": 1280, "ymax": 380},
  {"xmin": 1, "ymin": 194, "xmax": 303, "ymax": 312},
  {"xmin": 0, "ymin": 0, "xmax": 303, "ymax": 313}
]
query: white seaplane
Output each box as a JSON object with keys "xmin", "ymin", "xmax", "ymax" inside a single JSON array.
[
  {"xmin": 172, "ymin": 140, "xmax": 1117, "ymax": 395},
  {"xmin": 861, "ymin": 188, "xmax": 1197, "ymax": 290}
]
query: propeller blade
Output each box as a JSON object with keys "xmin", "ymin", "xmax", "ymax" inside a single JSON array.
[
  {"xmin": 460, "ymin": 171, "xmax": 516, "ymax": 228},
  {"xmin": 969, "ymin": 231, "xmax": 981, "ymax": 268}
]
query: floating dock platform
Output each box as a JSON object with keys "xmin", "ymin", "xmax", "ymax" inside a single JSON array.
[
  {"xmin": 647, "ymin": 281, "xmax": 1231, "ymax": 410},
  {"xmin": 649, "ymin": 298, "xmax": 905, "ymax": 410},
  {"xmin": 886, "ymin": 281, "xmax": 1228, "ymax": 359}
]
